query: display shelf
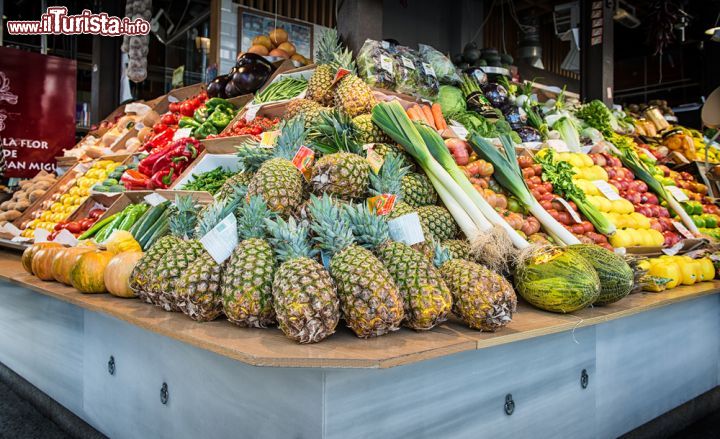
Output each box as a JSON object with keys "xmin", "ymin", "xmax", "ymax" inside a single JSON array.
[{"xmin": 0, "ymin": 249, "xmax": 717, "ymax": 369}]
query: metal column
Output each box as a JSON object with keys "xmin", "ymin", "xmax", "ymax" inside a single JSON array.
[{"xmin": 580, "ymin": 0, "xmax": 614, "ymax": 104}]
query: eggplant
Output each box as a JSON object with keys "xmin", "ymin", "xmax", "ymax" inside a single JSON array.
[
  {"xmin": 226, "ymin": 60, "xmax": 274, "ymax": 96},
  {"xmin": 224, "ymin": 76, "xmax": 244, "ymax": 98},
  {"xmin": 207, "ymin": 75, "xmax": 229, "ymax": 98},
  {"xmin": 482, "ymin": 82, "xmax": 508, "ymax": 108},
  {"xmin": 515, "ymin": 126, "xmax": 542, "ymax": 143},
  {"xmin": 236, "ymin": 52, "xmax": 274, "ymax": 72},
  {"xmin": 502, "ymin": 105, "xmax": 526, "ymax": 130}
]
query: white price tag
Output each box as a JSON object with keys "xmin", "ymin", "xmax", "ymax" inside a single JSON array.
[
  {"xmin": 554, "ymin": 197, "xmax": 582, "ymax": 223},
  {"xmin": 672, "ymin": 221, "xmax": 695, "ymax": 239},
  {"xmin": 168, "ymin": 95, "xmax": 180, "ymax": 103},
  {"xmin": 580, "ymin": 145, "xmax": 594, "ymax": 154},
  {"xmin": 33, "ymin": 228, "xmax": 49, "ymax": 243},
  {"xmin": 124, "ymin": 102, "xmax": 152, "ymax": 117},
  {"xmin": 662, "ymin": 241, "xmax": 684, "ymax": 256},
  {"xmin": 613, "ymin": 247, "xmax": 626, "ymax": 256},
  {"xmin": 144, "ymin": 193, "xmax": 167, "ymax": 207},
  {"xmin": 400, "ymin": 56, "xmax": 415, "ymax": 69},
  {"xmin": 200, "ymin": 213, "xmax": 238, "ymax": 264},
  {"xmin": 593, "ymin": 180, "xmax": 622, "ymax": 201},
  {"xmin": 0, "ymin": 222, "xmax": 21, "ymax": 237},
  {"xmin": 53, "ymin": 229, "xmax": 78, "ymax": 246},
  {"xmin": 553, "ymin": 141, "xmax": 570, "ymax": 153},
  {"xmin": 665, "ymin": 186, "xmax": 689, "ymax": 202},
  {"xmin": 134, "ymin": 122, "xmax": 145, "ymax": 131},
  {"xmin": 388, "ymin": 212, "xmax": 425, "ymax": 246},
  {"xmin": 173, "ymin": 127, "xmax": 193, "ymax": 141},
  {"xmin": 449, "ymin": 120, "xmax": 468, "ymax": 139},
  {"xmin": 244, "ymin": 103, "xmax": 262, "ymax": 121},
  {"xmin": 472, "ymin": 70, "xmax": 485, "ymax": 83},
  {"xmin": 379, "ymin": 55, "xmax": 394, "ymax": 73},
  {"xmin": 422, "ymin": 63, "xmax": 436, "ymax": 77},
  {"xmin": 381, "ymin": 40, "xmax": 390, "ymax": 49}
]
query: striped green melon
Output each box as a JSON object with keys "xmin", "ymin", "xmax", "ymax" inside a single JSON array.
[
  {"xmin": 514, "ymin": 247, "xmax": 600, "ymax": 313},
  {"xmin": 568, "ymin": 244, "xmax": 633, "ymax": 306}
]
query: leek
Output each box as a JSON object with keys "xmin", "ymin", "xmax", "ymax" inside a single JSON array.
[
  {"xmin": 468, "ymin": 133, "xmax": 582, "ymax": 246},
  {"xmin": 425, "ymin": 171, "xmax": 480, "ymax": 239},
  {"xmin": 371, "ymin": 102, "xmax": 494, "ymax": 235},
  {"xmin": 414, "ymin": 123, "xmax": 530, "ymax": 249},
  {"xmin": 614, "ymin": 141, "xmax": 700, "ymax": 235}
]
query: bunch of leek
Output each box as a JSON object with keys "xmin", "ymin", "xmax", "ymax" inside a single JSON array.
[
  {"xmin": 546, "ymin": 114, "xmax": 582, "ymax": 152},
  {"xmin": 467, "ymin": 133, "xmax": 582, "ymax": 246},
  {"xmin": 534, "ymin": 149, "xmax": 616, "ymax": 236}
]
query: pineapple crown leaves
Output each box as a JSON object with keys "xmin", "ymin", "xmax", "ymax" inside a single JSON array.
[
  {"xmin": 195, "ymin": 190, "xmax": 245, "ymax": 238},
  {"xmin": 342, "ymin": 202, "xmax": 390, "ymax": 250},
  {"xmin": 236, "ymin": 195, "xmax": 273, "ymax": 240},
  {"xmin": 308, "ymin": 193, "xmax": 356, "ymax": 257},
  {"xmin": 331, "ymin": 47, "xmax": 357, "ymax": 75},
  {"xmin": 369, "ymin": 151, "xmax": 411, "ymax": 198},
  {"xmin": 274, "ymin": 116, "xmax": 308, "ymax": 161},
  {"xmin": 265, "ymin": 216, "xmax": 318, "ymax": 263},
  {"xmin": 316, "ymin": 28, "xmax": 342, "ymax": 65},
  {"xmin": 169, "ymin": 195, "xmax": 199, "ymax": 240},
  {"xmin": 432, "ymin": 240, "xmax": 453, "ymax": 268},
  {"xmin": 236, "ymin": 141, "xmax": 274, "ymax": 173},
  {"xmin": 310, "ymin": 109, "xmax": 364, "ymax": 155}
]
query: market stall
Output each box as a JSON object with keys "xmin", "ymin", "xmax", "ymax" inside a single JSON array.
[{"xmin": 1, "ymin": 26, "xmax": 720, "ymax": 439}]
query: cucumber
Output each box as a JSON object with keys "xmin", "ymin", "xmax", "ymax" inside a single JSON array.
[
  {"xmin": 139, "ymin": 213, "xmax": 169, "ymax": 250},
  {"xmin": 78, "ymin": 212, "xmax": 120, "ymax": 239},
  {"xmin": 138, "ymin": 208, "xmax": 171, "ymax": 244},
  {"xmin": 142, "ymin": 221, "xmax": 170, "ymax": 250},
  {"xmin": 131, "ymin": 201, "xmax": 169, "ymax": 238},
  {"xmin": 95, "ymin": 212, "xmax": 127, "ymax": 242}
]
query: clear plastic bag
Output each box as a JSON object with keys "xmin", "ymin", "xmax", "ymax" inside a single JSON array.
[
  {"xmin": 418, "ymin": 43, "xmax": 461, "ymax": 85},
  {"xmin": 392, "ymin": 46, "xmax": 423, "ymax": 96},
  {"xmin": 356, "ymin": 39, "xmax": 396, "ymax": 90}
]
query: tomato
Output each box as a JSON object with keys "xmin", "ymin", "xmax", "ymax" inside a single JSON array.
[
  {"xmin": 160, "ymin": 113, "xmax": 178, "ymax": 125},
  {"xmin": 66, "ymin": 222, "xmax": 82, "ymax": 234},
  {"xmin": 188, "ymin": 98, "xmax": 201, "ymax": 109},
  {"xmin": 179, "ymin": 102, "xmax": 195, "ymax": 117},
  {"xmin": 153, "ymin": 122, "xmax": 168, "ymax": 133},
  {"xmin": 168, "ymin": 102, "xmax": 180, "ymax": 113}
]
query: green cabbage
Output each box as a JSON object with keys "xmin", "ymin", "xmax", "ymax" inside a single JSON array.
[{"xmin": 436, "ymin": 85, "xmax": 465, "ymax": 116}]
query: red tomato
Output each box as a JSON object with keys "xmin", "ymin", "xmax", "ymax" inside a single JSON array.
[
  {"xmin": 160, "ymin": 113, "xmax": 178, "ymax": 125},
  {"xmin": 65, "ymin": 222, "xmax": 82, "ymax": 234},
  {"xmin": 168, "ymin": 102, "xmax": 180, "ymax": 113},
  {"xmin": 153, "ymin": 122, "xmax": 168, "ymax": 133},
  {"xmin": 179, "ymin": 102, "xmax": 195, "ymax": 117}
]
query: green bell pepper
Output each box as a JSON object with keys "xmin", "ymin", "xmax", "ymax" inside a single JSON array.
[
  {"xmin": 205, "ymin": 97, "xmax": 232, "ymax": 111},
  {"xmin": 195, "ymin": 121, "xmax": 218, "ymax": 139},
  {"xmin": 208, "ymin": 108, "xmax": 234, "ymax": 130},
  {"xmin": 179, "ymin": 116, "xmax": 201, "ymax": 129},
  {"xmin": 193, "ymin": 106, "xmax": 210, "ymax": 123}
]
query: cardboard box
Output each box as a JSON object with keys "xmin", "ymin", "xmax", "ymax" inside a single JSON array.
[{"xmin": 65, "ymin": 193, "xmax": 118, "ymax": 223}]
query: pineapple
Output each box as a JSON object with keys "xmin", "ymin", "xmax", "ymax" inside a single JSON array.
[
  {"xmin": 266, "ymin": 216, "xmax": 339, "ymax": 343},
  {"xmin": 130, "ymin": 236, "xmax": 179, "ymax": 304},
  {"xmin": 433, "ymin": 243, "xmax": 516, "ymax": 332},
  {"xmin": 401, "ymin": 172, "xmax": 437, "ymax": 207},
  {"xmin": 222, "ymin": 195, "xmax": 277, "ymax": 328},
  {"xmin": 417, "ymin": 205, "xmax": 458, "ymax": 241},
  {"xmin": 309, "ymin": 194, "xmax": 403, "ymax": 338},
  {"xmin": 442, "ymin": 239, "xmax": 472, "ymax": 261},
  {"xmin": 239, "ymin": 117, "xmax": 307, "ymax": 216},
  {"xmin": 351, "ymin": 114, "xmax": 390, "ymax": 144},
  {"xmin": 148, "ymin": 196, "xmax": 203, "ymax": 312},
  {"xmin": 305, "ymin": 29, "xmax": 342, "ymax": 106},
  {"xmin": 176, "ymin": 194, "xmax": 243, "ymax": 322},
  {"xmin": 310, "ymin": 110, "xmax": 370, "ymax": 200},
  {"xmin": 284, "ymin": 99, "xmax": 330, "ymax": 128},
  {"xmin": 215, "ymin": 171, "xmax": 253, "ymax": 201},
  {"xmin": 345, "ymin": 202, "xmax": 452, "ymax": 331},
  {"xmin": 332, "ymin": 47, "xmax": 376, "ymax": 118}
]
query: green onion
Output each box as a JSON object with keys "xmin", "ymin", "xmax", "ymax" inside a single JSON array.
[
  {"xmin": 414, "ymin": 122, "xmax": 530, "ymax": 249},
  {"xmin": 468, "ymin": 133, "xmax": 581, "ymax": 246}
]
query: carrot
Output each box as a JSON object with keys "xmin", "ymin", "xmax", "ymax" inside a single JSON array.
[
  {"xmin": 413, "ymin": 104, "xmax": 430, "ymax": 125},
  {"xmin": 406, "ymin": 107, "xmax": 421, "ymax": 121},
  {"xmin": 431, "ymin": 103, "xmax": 446, "ymax": 129},
  {"xmin": 421, "ymin": 104, "xmax": 436, "ymax": 129}
]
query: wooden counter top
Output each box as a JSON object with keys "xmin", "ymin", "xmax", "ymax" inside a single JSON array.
[{"xmin": 0, "ymin": 250, "xmax": 718, "ymax": 369}]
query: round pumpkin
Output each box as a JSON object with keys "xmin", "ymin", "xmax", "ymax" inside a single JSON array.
[
  {"xmin": 52, "ymin": 247, "xmax": 94, "ymax": 285},
  {"xmin": 105, "ymin": 251, "xmax": 144, "ymax": 298},
  {"xmin": 70, "ymin": 251, "xmax": 114, "ymax": 293},
  {"xmin": 31, "ymin": 246, "xmax": 65, "ymax": 281},
  {"xmin": 22, "ymin": 242, "xmax": 61, "ymax": 275}
]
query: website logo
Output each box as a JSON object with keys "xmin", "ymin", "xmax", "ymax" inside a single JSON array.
[{"xmin": 6, "ymin": 7, "xmax": 150, "ymax": 36}]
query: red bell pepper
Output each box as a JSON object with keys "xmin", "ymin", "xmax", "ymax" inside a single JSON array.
[
  {"xmin": 150, "ymin": 168, "xmax": 176, "ymax": 189},
  {"xmin": 121, "ymin": 169, "xmax": 152, "ymax": 189},
  {"xmin": 138, "ymin": 142, "xmax": 176, "ymax": 176},
  {"xmin": 150, "ymin": 138, "xmax": 202, "ymax": 175},
  {"xmin": 143, "ymin": 127, "xmax": 175, "ymax": 152}
]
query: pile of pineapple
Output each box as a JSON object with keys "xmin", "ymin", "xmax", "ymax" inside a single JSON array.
[{"xmin": 127, "ymin": 30, "xmax": 518, "ymax": 343}]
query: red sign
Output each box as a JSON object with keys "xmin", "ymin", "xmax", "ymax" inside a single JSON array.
[{"xmin": 0, "ymin": 47, "xmax": 76, "ymax": 178}]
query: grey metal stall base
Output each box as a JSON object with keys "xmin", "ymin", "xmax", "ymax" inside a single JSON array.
[{"xmin": 0, "ymin": 280, "xmax": 718, "ymax": 439}]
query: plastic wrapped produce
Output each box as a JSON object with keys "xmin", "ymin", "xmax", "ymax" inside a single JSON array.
[
  {"xmin": 419, "ymin": 43, "xmax": 461, "ymax": 85},
  {"xmin": 416, "ymin": 56, "xmax": 440, "ymax": 99},
  {"xmin": 356, "ymin": 39, "xmax": 396, "ymax": 90},
  {"xmin": 392, "ymin": 46, "xmax": 423, "ymax": 96}
]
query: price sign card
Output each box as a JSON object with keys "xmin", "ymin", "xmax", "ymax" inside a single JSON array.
[
  {"xmin": 200, "ymin": 213, "xmax": 238, "ymax": 264},
  {"xmin": 388, "ymin": 212, "xmax": 425, "ymax": 245},
  {"xmin": 665, "ymin": 186, "xmax": 689, "ymax": 202},
  {"xmin": 593, "ymin": 180, "xmax": 622, "ymax": 201},
  {"xmin": 554, "ymin": 197, "xmax": 582, "ymax": 223}
]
